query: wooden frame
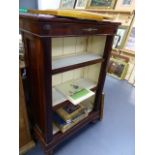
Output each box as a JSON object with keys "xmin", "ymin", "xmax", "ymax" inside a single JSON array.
[
  {"xmin": 114, "ymin": 25, "xmax": 129, "ymax": 49},
  {"xmin": 128, "ymin": 64, "xmax": 135, "ymax": 85},
  {"xmin": 124, "ymin": 20, "xmax": 135, "ymax": 52},
  {"xmin": 59, "ymin": 0, "xmax": 76, "ymax": 9},
  {"xmin": 115, "ymin": 0, "xmax": 135, "ymax": 11},
  {"xmin": 112, "ymin": 34, "xmax": 121, "ymax": 49},
  {"xmin": 20, "ymin": 13, "xmax": 120, "ymax": 155},
  {"xmin": 86, "ymin": 0, "xmax": 117, "ymax": 9},
  {"xmin": 75, "ymin": 0, "xmax": 88, "ymax": 9},
  {"xmin": 108, "ymin": 57, "xmax": 129, "ymax": 80}
]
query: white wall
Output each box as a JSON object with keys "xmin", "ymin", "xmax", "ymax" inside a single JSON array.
[{"xmin": 38, "ymin": 0, "xmax": 61, "ymax": 9}]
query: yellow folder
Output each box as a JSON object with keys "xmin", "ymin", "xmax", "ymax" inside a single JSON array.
[{"xmin": 29, "ymin": 9, "xmax": 113, "ymax": 21}]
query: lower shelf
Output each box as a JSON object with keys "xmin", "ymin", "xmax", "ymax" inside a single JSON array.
[
  {"xmin": 51, "ymin": 111, "xmax": 100, "ymax": 149},
  {"xmin": 34, "ymin": 111, "xmax": 100, "ymax": 151}
]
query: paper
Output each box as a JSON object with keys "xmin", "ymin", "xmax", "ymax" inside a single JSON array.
[{"xmin": 55, "ymin": 80, "xmax": 95, "ymax": 105}]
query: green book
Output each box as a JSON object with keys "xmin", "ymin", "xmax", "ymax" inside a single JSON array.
[
  {"xmin": 70, "ymin": 89, "xmax": 90, "ymax": 100},
  {"xmin": 68, "ymin": 88, "xmax": 95, "ymax": 105},
  {"xmin": 55, "ymin": 81, "xmax": 95, "ymax": 105}
]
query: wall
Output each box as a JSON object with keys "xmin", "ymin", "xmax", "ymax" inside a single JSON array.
[
  {"xmin": 19, "ymin": 0, "xmax": 61, "ymax": 10},
  {"xmin": 19, "ymin": 0, "xmax": 38, "ymax": 9},
  {"xmin": 38, "ymin": 0, "xmax": 61, "ymax": 9}
]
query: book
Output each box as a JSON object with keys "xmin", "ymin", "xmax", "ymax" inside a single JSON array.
[
  {"xmin": 53, "ymin": 112, "xmax": 69, "ymax": 126},
  {"xmin": 56, "ymin": 102, "xmax": 85, "ymax": 123},
  {"xmin": 53, "ymin": 111, "xmax": 88, "ymax": 133},
  {"xmin": 68, "ymin": 88, "xmax": 94, "ymax": 105},
  {"xmin": 55, "ymin": 81, "xmax": 94, "ymax": 105},
  {"xmin": 55, "ymin": 80, "xmax": 83, "ymax": 97}
]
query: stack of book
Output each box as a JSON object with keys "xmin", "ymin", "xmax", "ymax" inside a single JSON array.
[
  {"xmin": 53, "ymin": 99, "xmax": 93, "ymax": 133},
  {"xmin": 53, "ymin": 81, "xmax": 95, "ymax": 133}
]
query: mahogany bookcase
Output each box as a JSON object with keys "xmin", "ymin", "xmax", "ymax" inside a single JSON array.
[{"xmin": 19, "ymin": 13, "xmax": 120, "ymax": 155}]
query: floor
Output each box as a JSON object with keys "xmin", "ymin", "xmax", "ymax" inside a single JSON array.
[{"xmin": 26, "ymin": 75, "xmax": 135, "ymax": 155}]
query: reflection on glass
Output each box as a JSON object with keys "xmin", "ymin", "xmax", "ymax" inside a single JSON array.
[{"xmin": 122, "ymin": 0, "xmax": 132, "ymax": 5}]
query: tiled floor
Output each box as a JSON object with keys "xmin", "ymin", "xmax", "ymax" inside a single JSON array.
[{"xmin": 26, "ymin": 75, "xmax": 135, "ymax": 155}]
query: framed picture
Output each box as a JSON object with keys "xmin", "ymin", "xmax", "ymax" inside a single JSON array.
[
  {"xmin": 59, "ymin": 0, "xmax": 76, "ymax": 9},
  {"xmin": 86, "ymin": 0, "xmax": 117, "ymax": 9},
  {"xmin": 115, "ymin": 0, "xmax": 135, "ymax": 11},
  {"xmin": 113, "ymin": 26, "xmax": 129, "ymax": 49},
  {"xmin": 75, "ymin": 0, "xmax": 88, "ymax": 9},
  {"xmin": 128, "ymin": 65, "xmax": 135, "ymax": 85},
  {"xmin": 112, "ymin": 35, "xmax": 121, "ymax": 49},
  {"xmin": 125, "ymin": 26, "xmax": 135, "ymax": 51},
  {"xmin": 108, "ymin": 57, "xmax": 129, "ymax": 80}
]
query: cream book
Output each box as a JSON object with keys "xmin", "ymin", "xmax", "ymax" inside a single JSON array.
[{"xmin": 55, "ymin": 80, "xmax": 94, "ymax": 105}]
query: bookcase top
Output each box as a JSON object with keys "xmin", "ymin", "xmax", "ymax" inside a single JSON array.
[{"xmin": 19, "ymin": 13, "xmax": 120, "ymax": 26}]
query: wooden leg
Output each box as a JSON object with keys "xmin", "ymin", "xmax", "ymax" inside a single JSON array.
[{"xmin": 99, "ymin": 94, "xmax": 104, "ymax": 120}]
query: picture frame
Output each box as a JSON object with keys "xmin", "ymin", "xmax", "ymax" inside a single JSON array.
[
  {"xmin": 59, "ymin": 0, "xmax": 76, "ymax": 9},
  {"xmin": 115, "ymin": 0, "xmax": 135, "ymax": 11},
  {"xmin": 124, "ymin": 25, "xmax": 135, "ymax": 51},
  {"xmin": 108, "ymin": 57, "xmax": 129, "ymax": 80},
  {"xmin": 86, "ymin": 0, "xmax": 117, "ymax": 9},
  {"xmin": 113, "ymin": 25, "xmax": 129, "ymax": 49},
  {"xmin": 75, "ymin": 0, "xmax": 88, "ymax": 9},
  {"xmin": 128, "ymin": 65, "xmax": 135, "ymax": 85},
  {"xmin": 112, "ymin": 34, "xmax": 121, "ymax": 49}
]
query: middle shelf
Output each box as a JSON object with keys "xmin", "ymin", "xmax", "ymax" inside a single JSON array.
[
  {"xmin": 52, "ymin": 53, "xmax": 104, "ymax": 74},
  {"xmin": 52, "ymin": 61, "xmax": 101, "ymax": 108}
]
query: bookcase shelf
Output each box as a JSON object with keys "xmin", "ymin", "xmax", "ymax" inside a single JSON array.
[
  {"xmin": 52, "ymin": 111, "xmax": 99, "ymax": 142},
  {"xmin": 34, "ymin": 110, "xmax": 99, "ymax": 152},
  {"xmin": 52, "ymin": 53, "xmax": 103, "ymax": 74},
  {"xmin": 52, "ymin": 78, "xmax": 97, "ymax": 107},
  {"xmin": 20, "ymin": 13, "xmax": 120, "ymax": 155}
]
